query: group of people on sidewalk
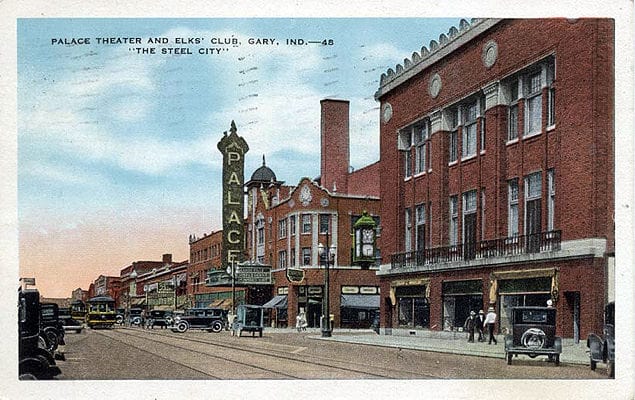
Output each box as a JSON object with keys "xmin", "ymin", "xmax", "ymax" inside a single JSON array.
[{"xmin": 463, "ymin": 307, "xmax": 498, "ymax": 345}]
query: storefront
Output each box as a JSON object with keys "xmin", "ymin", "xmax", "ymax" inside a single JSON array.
[
  {"xmin": 296, "ymin": 285, "xmax": 323, "ymax": 328},
  {"xmin": 262, "ymin": 287, "xmax": 288, "ymax": 327},
  {"xmin": 441, "ymin": 280, "xmax": 483, "ymax": 331},
  {"xmin": 489, "ymin": 268, "xmax": 558, "ymax": 334},
  {"xmin": 390, "ymin": 279, "xmax": 430, "ymax": 329},
  {"xmin": 339, "ymin": 286, "xmax": 380, "ymax": 329}
]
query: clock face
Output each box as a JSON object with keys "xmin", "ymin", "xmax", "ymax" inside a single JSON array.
[
  {"xmin": 362, "ymin": 229, "xmax": 374, "ymax": 243},
  {"xmin": 362, "ymin": 244, "xmax": 374, "ymax": 257}
]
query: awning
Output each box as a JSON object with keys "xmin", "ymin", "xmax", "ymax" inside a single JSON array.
[
  {"xmin": 209, "ymin": 299, "xmax": 224, "ymax": 307},
  {"xmin": 340, "ymin": 294, "xmax": 380, "ymax": 310},
  {"xmin": 152, "ymin": 305, "xmax": 174, "ymax": 311},
  {"xmin": 130, "ymin": 298, "xmax": 146, "ymax": 305},
  {"xmin": 262, "ymin": 295, "xmax": 288, "ymax": 309}
]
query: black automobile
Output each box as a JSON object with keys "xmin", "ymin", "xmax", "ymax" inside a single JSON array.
[
  {"xmin": 587, "ymin": 302, "xmax": 615, "ymax": 377},
  {"xmin": 129, "ymin": 307, "xmax": 144, "ymax": 326},
  {"xmin": 40, "ymin": 303, "xmax": 66, "ymax": 359},
  {"xmin": 116, "ymin": 308, "xmax": 125, "ymax": 325},
  {"xmin": 504, "ymin": 306, "xmax": 562, "ymax": 365},
  {"xmin": 147, "ymin": 310, "xmax": 173, "ymax": 329},
  {"xmin": 170, "ymin": 307, "xmax": 227, "ymax": 333},
  {"xmin": 19, "ymin": 289, "xmax": 62, "ymax": 380}
]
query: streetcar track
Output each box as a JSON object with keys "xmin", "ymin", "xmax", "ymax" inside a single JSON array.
[
  {"xmin": 97, "ymin": 329, "xmax": 300, "ymax": 379},
  {"xmin": 95, "ymin": 329, "xmax": 223, "ymax": 379},
  {"xmin": 117, "ymin": 327, "xmax": 434, "ymax": 379}
]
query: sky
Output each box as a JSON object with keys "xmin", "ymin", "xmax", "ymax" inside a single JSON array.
[{"xmin": 17, "ymin": 17, "xmax": 466, "ymax": 297}]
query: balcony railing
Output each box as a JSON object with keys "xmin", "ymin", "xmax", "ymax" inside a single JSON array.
[{"xmin": 391, "ymin": 230, "xmax": 561, "ymax": 270}]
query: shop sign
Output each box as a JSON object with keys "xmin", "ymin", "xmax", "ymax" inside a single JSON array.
[
  {"xmin": 277, "ymin": 287, "xmax": 289, "ymax": 295},
  {"xmin": 360, "ymin": 286, "xmax": 378, "ymax": 294},
  {"xmin": 341, "ymin": 286, "xmax": 360, "ymax": 294},
  {"xmin": 307, "ymin": 286, "xmax": 323, "ymax": 295},
  {"xmin": 235, "ymin": 265, "xmax": 272, "ymax": 285},
  {"xmin": 286, "ymin": 267, "xmax": 305, "ymax": 283}
]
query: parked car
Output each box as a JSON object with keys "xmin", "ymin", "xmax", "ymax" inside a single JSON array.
[
  {"xmin": 116, "ymin": 308, "xmax": 125, "ymax": 325},
  {"xmin": 129, "ymin": 307, "xmax": 144, "ymax": 326},
  {"xmin": 587, "ymin": 302, "xmax": 615, "ymax": 377},
  {"xmin": 170, "ymin": 307, "xmax": 227, "ymax": 333},
  {"xmin": 147, "ymin": 310, "xmax": 173, "ymax": 329},
  {"xmin": 504, "ymin": 306, "xmax": 562, "ymax": 365},
  {"xmin": 40, "ymin": 302, "xmax": 66, "ymax": 360}
]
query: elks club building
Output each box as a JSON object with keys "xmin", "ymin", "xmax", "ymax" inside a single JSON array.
[
  {"xmin": 375, "ymin": 18, "xmax": 613, "ymax": 340},
  {"xmin": 244, "ymin": 99, "xmax": 381, "ymax": 329}
]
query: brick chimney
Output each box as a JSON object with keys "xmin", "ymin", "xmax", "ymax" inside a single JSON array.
[
  {"xmin": 320, "ymin": 99, "xmax": 350, "ymax": 194},
  {"xmin": 162, "ymin": 253, "xmax": 172, "ymax": 264}
]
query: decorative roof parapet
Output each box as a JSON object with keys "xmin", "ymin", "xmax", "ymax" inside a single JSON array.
[{"xmin": 375, "ymin": 18, "xmax": 503, "ymax": 100}]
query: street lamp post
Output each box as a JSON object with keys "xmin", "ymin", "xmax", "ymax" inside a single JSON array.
[
  {"xmin": 318, "ymin": 231, "xmax": 336, "ymax": 338},
  {"xmin": 226, "ymin": 260, "xmax": 237, "ymax": 316}
]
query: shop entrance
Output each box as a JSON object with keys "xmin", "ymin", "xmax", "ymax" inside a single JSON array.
[
  {"xmin": 441, "ymin": 280, "xmax": 483, "ymax": 331},
  {"xmin": 297, "ymin": 285, "xmax": 323, "ymax": 328},
  {"xmin": 395, "ymin": 285, "xmax": 429, "ymax": 329}
]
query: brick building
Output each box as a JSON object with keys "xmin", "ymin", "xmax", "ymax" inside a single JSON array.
[
  {"xmin": 93, "ymin": 275, "xmax": 121, "ymax": 304},
  {"xmin": 188, "ymin": 230, "xmax": 239, "ymax": 308},
  {"xmin": 71, "ymin": 288, "xmax": 88, "ymax": 302},
  {"xmin": 245, "ymin": 99, "xmax": 382, "ymax": 329},
  {"xmin": 374, "ymin": 18, "xmax": 613, "ymax": 339}
]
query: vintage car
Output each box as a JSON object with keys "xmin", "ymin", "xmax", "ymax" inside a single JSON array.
[
  {"xmin": 40, "ymin": 302, "xmax": 66, "ymax": 359},
  {"xmin": 587, "ymin": 302, "xmax": 615, "ymax": 377},
  {"xmin": 115, "ymin": 308, "xmax": 126, "ymax": 325},
  {"xmin": 231, "ymin": 305, "xmax": 264, "ymax": 337},
  {"xmin": 129, "ymin": 307, "xmax": 144, "ymax": 326},
  {"xmin": 146, "ymin": 310, "xmax": 173, "ymax": 329},
  {"xmin": 19, "ymin": 289, "xmax": 62, "ymax": 380},
  {"xmin": 170, "ymin": 307, "xmax": 227, "ymax": 333},
  {"xmin": 504, "ymin": 306, "xmax": 562, "ymax": 365}
]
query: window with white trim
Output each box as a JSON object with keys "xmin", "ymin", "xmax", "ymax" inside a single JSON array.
[
  {"xmin": 448, "ymin": 108, "xmax": 459, "ymax": 163},
  {"xmin": 508, "ymin": 179, "xmax": 519, "ymax": 237},
  {"xmin": 291, "ymin": 248, "xmax": 296, "ymax": 267},
  {"xmin": 278, "ymin": 250, "xmax": 287, "ymax": 268},
  {"xmin": 414, "ymin": 121, "xmax": 430, "ymax": 174},
  {"xmin": 524, "ymin": 171, "xmax": 542, "ymax": 238},
  {"xmin": 547, "ymin": 169, "xmax": 555, "ymax": 231},
  {"xmin": 404, "ymin": 208, "xmax": 412, "ymax": 252},
  {"xmin": 415, "ymin": 204, "xmax": 426, "ymax": 251},
  {"xmin": 278, "ymin": 218, "xmax": 287, "ymax": 239},
  {"xmin": 462, "ymin": 100, "xmax": 478, "ymax": 158},
  {"xmin": 319, "ymin": 214, "xmax": 330, "ymax": 234},
  {"xmin": 302, "ymin": 247, "xmax": 311, "ymax": 266},
  {"xmin": 301, "ymin": 214, "xmax": 311, "ymax": 234},
  {"xmin": 508, "ymin": 79, "xmax": 519, "ymax": 141},
  {"xmin": 524, "ymin": 71, "xmax": 542, "ymax": 136},
  {"xmin": 449, "ymin": 196, "xmax": 458, "ymax": 246},
  {"xmin": 290, "ymin": 215, "xmax": 296, "ymax": 235}
]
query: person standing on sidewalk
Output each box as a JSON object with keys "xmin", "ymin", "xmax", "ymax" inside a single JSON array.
[
  {"xmin": 476, "ymin": 309, "xmax": 486, "ymax": 342},
  {"xmin": 484, "ymin": 306, "xmax": 498, "ymax": 344},
  {"xmin": 463, "ymin": 311, "xmax": 477, "ymax": 343}
]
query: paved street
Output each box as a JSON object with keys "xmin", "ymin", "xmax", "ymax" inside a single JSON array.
[{"xmin": 56, "ymin": 326, "xmax": 607, "ymax": 380}]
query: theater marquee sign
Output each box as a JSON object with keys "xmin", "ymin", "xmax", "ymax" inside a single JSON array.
[{"xmin": 217, "ymin": 121, "xmax": 249, "ymax": 271}]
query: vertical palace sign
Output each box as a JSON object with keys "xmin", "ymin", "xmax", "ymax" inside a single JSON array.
[{"xmin": 217, "ymin": 121, "xmax": 249, "ymax": 270}]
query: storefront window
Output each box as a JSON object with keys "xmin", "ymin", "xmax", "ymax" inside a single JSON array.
[{"xmin": 396, "ymin": 285, "xmax": 429, "ymax": 328}]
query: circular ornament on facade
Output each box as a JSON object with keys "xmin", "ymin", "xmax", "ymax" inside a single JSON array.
[
  {"xmin": 288, "ymin": 199, "xmax": 295, "ymax": 208},
  {"xmin": 320, "ymin": 197, "xmax": 330, "ymax": 207},
  {"xmin": 482, "ymin": 40, "xmax": 498, "ymax": 69},
  {"xmin": 381, "ymin": 102, "xmax": 393, "ymax": 123},
  {"xmin": 429, "ymin": 73, "xmax": 442, "ymax": 98}
]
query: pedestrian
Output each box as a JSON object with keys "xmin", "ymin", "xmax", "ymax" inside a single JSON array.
[
  {"xmin": 484, "ymin": 306, "xmax": 498, "ymax": 345},
  {"xmin": 476, "ymin": 309, "xmax": 486, "ymax": 342},
  {"xmin": 296, "ymin": 309, "xmax": 307, "ymax": 332},
  {"xmin": 463, "ymin": 311, "xmax": 477, "ymax": 343}
]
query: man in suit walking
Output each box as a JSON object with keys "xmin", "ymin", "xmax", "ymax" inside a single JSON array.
[
  {"xmin": 484, "ymin": 306, "xmax": 498, "ymax": 345},
  {"xmin": 476, "ymin": 309, "xmax": 486, "ymax": 342}
]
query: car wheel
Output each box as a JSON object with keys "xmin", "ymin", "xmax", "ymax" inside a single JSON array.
[
  {"xmin": 607, "ymin": 361, "xmax": 615, "ymax": 378},
  {"xmin": 19, "ymin": 373, "xmax": 38, "ymax": 380},
  {"xmin": 44, "ymin": 330, "xmax": 59, "ymax": 352},
  {"xmin": 590, "ymin": 359, "xmax": 597, "ymax": 370},
  {"xmin": 507, "ymin": 353, "xmax": 512, "ymax": 365},
  {"xmin": 176, "ymin": 321, "xmax": 188, "ymax": 333},
  {"xmin": 211, "ymin": 321, "xmax": 223, "ymax": 333}
]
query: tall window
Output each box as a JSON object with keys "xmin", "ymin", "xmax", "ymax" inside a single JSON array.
[
  {"xmin": 404, "ymin": 149, "xmax": 412, "ymax": 178},
  {"xmin": 415, "ymin": 121, "xmax": 430, "ymax": 174},
  {"xmin": 547, "ymin": 169, "xmax": 555, "ymax": 231},
  {"xmin": 319, "ymin": 214, "xmax": 330, "ymax": 234},
  {"xmin": 508, "ymin": 79, "xmax": 519, "ymax": 141},
  {"xmin": 302, "ymin": 247, "xmax": 311, "ymax": 266},
  {"xmin": 449, "ymin": 196, "xmax": 458, "ymax": 246},
  {"xmin": 404, "ymin": 208, "xmax": 412, "ymax": 252},
  {"xmin": 256, "ymin": 219, "xmax": 265, "ymax": 246},
  {"xmin": 449, "ymin": 108, "xmax": 459, "ymax": 163},
  {"xmin": 462, "ymin": 100, "xmax": 478, "ymax": 158},
  {"xmin": 508, "ymin": 179, "xmax": 519, "ymax": 237},
  {"xmin": 462, "ymin": 190, "xmax": 478, "ymax": 259},
  {"xmin": 415, "ymin": 204, "xmax": 426, "ymax": 251},
  {"xmin": 524, "ymin": 71, "xmax": 542, "ymax": 136},
  {"xmin": 547, "ymin": 60, "xmax": 556, "ymax": 127},
  {"xmin": 302, "ymin": 214, "xmax": 311, "ymax": 234},
  {"xmin": 525, "ymin": 172, "xmax": 542, "ymax": 252},
  {"xmin": 291, "ymin": 248, "xmax": 296, "ymax": 267},
  {"xmin": 278, "ymin": 218, "xmax": 287, "ymax": 239},
  {"xmin": 290, "ymin": 215, "xmax": 296, "ymax": 235},
  {"xmin": 278, "ymin": 250, "xmax": 287, "ymax": 268}
]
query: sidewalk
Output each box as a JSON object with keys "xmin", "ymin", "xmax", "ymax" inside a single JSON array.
[{"xmin": 268, "ymin": 328, "xmax": 590, "ymax": 365}]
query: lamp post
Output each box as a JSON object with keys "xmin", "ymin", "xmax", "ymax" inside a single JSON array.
[
  {"xmin": 318, "ymin": 232, "xmax": 336, "ymax": 338},
  {"xmin": 226, "ymin": 260, "xmax": 237, "ymax": 316}
]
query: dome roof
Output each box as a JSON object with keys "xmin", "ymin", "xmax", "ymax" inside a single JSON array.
[{"xmin": 250, "ymin": 155, "xmax": 277, "ymax": 183}]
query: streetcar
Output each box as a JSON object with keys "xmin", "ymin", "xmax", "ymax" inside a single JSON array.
[
  {"xmin": 70, "ymin": 299, "xmax": 87, "ymax": 321},
  {"xmin": 85, "ymin": 295, "xmax": 117, "ymax": 329}
]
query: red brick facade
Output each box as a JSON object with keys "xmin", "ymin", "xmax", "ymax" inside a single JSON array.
[{"xmin": 375, "ymin": 19, "xmax": 614, "ymax": 339}]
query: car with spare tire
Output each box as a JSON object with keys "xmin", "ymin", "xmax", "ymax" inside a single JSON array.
[
  {"xmin": 504, "ymin": 306, "xmax": 562, "ymax": 366},
  {"xmin": 170, "ymin": 307, "xmax": 227, "ymax": 333}
]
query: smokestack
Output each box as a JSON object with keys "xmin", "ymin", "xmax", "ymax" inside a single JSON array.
[
  {"xmin": 162, "ymin": 254, "xmax": 172, "ymax": 264},
  {"xmin": 320, "ymin": 99, "xmax": 350, "ymax": 194}
]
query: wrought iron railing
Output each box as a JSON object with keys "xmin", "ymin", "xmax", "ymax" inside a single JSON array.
[{"xmin": 391, "ymin": 230, "xmax": 561, "ymax": 270}]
